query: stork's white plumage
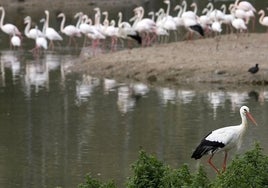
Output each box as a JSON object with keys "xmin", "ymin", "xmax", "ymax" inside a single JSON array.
[{"xmin": 191, "ymin": 106, "xmax": 257, "ymax": 174}]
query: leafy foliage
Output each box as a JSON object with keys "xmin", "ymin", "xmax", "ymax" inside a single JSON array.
[
  {"xmin": 126, "ymin": 150, "xmax": 167, "ymax": 188},
  {"xmin": 78, "ymin": 174, "xmax": 116, "ymax": 188},
  {"xmin": 126, "ymin": 150, "xmax": 210, "ymax": 188},
  {"xmin": 160, "ymin": 164, "xmax": 210, "ymax": 188},
  {"xmin": 78, "ymin": 143, "xmax": 268, "ymax": 188},
  {"xmin": 212, "ymin": 143, "xmax": 268, "ymax": 188}
]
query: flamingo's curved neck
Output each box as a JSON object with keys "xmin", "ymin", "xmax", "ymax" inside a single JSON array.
[
  {"xmin": 103, "ymin": 13, "xmax": 109, "ymax": 26},
  {"xmin": 45, "ymin": 11, "xmax": 50, "ymax": 29},
  {"xmin": 234, "ymin": 0, "xmax": 240, "ymax": 6},
  {"xmin": 191, "ymin": 3, "xmax": 198, "ymax": 14},
  {"xmin": 207, "ymin": 2, "xmax": 214, "ymax": 13},
  {"xmin": 118, "ymin": 13, "xmax": 122, "ymax": 26},
  {"xmin": 221, "ymin": 4, "xmax": 227, "ymax": 14},
  {"xmin": 59, "ymin": 14, "xmax": 65, "ymax": 33},
  {"xmin": 156, "ymin": 10, "xmax": 163, "ymax": 23},
  {"xmin": 176, "ymin": 6, "xmax": 183, "ymax": 17},
  {"xmin": 139, "ymin": 7, "xmax": 144, "ymax": 20},
  {"xmin": 259, "ymin": 11, "xmax": 265, "ymax": 24},
  {"xmin": 94, "ymin": 9, "xmax": 101, "ymax": 26},
  {"xmin": 0, "ymin": 7, "xmax": 5, "ymax": 28},
  {"xmin": 229, "ymin": 4, "xmax": 235, "ymax": 15},
  {"xmin": 148, "ymin": 12, "xmax": 155, "ymax": 21},
  {"xmin": 24, "ymin": 19, "xmax": 31, "ymax": 37},
  {"xmin": 166, "ymin": 1, "xmax": 170, "ymax": 16},
  {"xmin": 94, "ymin": 12, "xmax": 100, "ymax": 26},
  {"xmin": 182, "ymin": 1, "xmax": 187, "ymax": 13},
  {"xmin": 75, "ymin": 13, "xmax": 82, "ymax": 28}
]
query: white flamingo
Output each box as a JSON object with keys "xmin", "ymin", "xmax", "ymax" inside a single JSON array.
[
  {"xmin": 44, "ymin": 10, "xmax": 63, "ymax": 50},
  {"xmin": 24, "ymin": 16, "xmax": 43, "ymax": 40},
  {"xmin": 32, "ymin": 22, "xmax": 47, "ymax": 55},
  {"xmin": 258, "ymin": 9, "xmax": 268, "ymax": 32},
  {"xmin": 181, "ymin": 1, "xmax": 204, "ymax": 39},
  {"xmin": 132, "ymin": 6, "xmax": 156, "ymax": 46},
  {"xmin": 162, "ymin": 0, "xmax": 177, "ymax": 32},
  {"xmin": 0, "ymin": 6, "xmax": 21, "ymax": 37},
  {"xmin": 220, "ymin": 4, "xmax": 235, "ymax": 34},
  {"xmin": 58, "ymin": 12, "xmax": 81, "ymax": 46},
  {"xmin": 11, "ymin": 30, "xmax": 21, "ymax": 49}
]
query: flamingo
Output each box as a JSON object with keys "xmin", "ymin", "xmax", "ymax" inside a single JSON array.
[
  {"xmin": 132, "ymin": 6, "xmax": 157, "ymax": 46},
  {"xmin": 118, "ymin": 22, "xmax": 142, "ymax": 45},
  {"xmin": 232, "ymin": 17, "xmax": 247, "ymax": 34},
  {"xmin": 32, "ymin": 21, "xmax": 48, "ymax": 55},
  {"xmin": 103, "ymin": 19, "xmax": 119, "ymax": 51},
  {"xmin": 234, "ymin": 0, "xmax": 256, "ymax": 12},
  {"xmin": 258, "ymin": 9, "xmax": 268, "ymax": 32},
  {"xmin": 191, "ymin": 106, "xmax": 257, "ymax": 174},
  {"xmin": 220, "ymin": 4, "xmax": 235, "ymax": 34},
  {"xmin": 162, "ymin": 0, "xmax": 177, "ymax": 40},
  {"xmin": 24, "ymin": 16, "xmax": 43, "ymax": 40},
  {"xmin": 181, "ymin": 1, "xmax": 204, "ymax": 39},
  {"xmin": 11, "ymin": 31, "xmax": 21, "ymax": 49},
  {"xmin": 234, "ymin": 0, "xmax": 256, "ymax": 31},
  {"xmin": 211, "ymin": 10, "xmax": 223, "ymax": 36},
  {"xmin": 44, "ymin": 10, "xmax": 63, "ymax": 50},
  {"xmin": 173, "ymin": 5, "xmax": 184, "ymax": 29},
  {"xmin": 151, "ymin": 10, "xmax": 169, "ymax": 42},
  {"xmin": 57, "ymin": 12, "xmax": 81, "ymax": 46},
  {"xmin": 0, "ymin": 6, "xmax": 21, "ymax": 37},
  {"xmin": 79, "ymin": 15, "xmax": 105, "ymax": 44},
  {"xmin": 199, "ymin": 8, "xmax": 212, "ymax": 35}
]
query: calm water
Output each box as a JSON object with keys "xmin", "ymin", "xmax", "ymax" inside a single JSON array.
[
  {"xmin": 0, "ymin": 1, "xmax": 268, "ymax": 188},
  {"xmin": 0, "ymin": 49, "xmax": 267, "ymax": 188}
]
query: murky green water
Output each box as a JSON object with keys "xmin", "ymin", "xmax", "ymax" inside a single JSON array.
[
  {"xmin": 0, "ymin": 49, "xmax": 267, "ymax": 188},
  {"xmin": 0, "ymin": 1, "xmax": 268, "ymax": 188}
]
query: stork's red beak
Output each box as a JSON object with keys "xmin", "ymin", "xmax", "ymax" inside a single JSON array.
[{"xmin": 246, "ymin": 112, "xmax": 258, "ymax": 126}]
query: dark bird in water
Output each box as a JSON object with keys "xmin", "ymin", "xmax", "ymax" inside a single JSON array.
[
  {"xmin": 189, "ymin": 24, "xmax": 205, "ymax": 37},
  {"xmin": 248, "ymin": 64, "xmax": 259, "ymax": 74},
  {"xmin": 191, "ymin": 106, "xmax": 257, "ymax": 174},
  {"xmin": 127, "ymin": 32, "xmax": 142, "ymax": 45}
]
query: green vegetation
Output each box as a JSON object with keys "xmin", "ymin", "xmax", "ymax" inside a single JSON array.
[
  {"xmin": 78, "ymin": 143, "xmax": 268, "ymax": 188},
  {"xmin": 78, "ymin": 174, "xmax": 117, "ymax": 188}
]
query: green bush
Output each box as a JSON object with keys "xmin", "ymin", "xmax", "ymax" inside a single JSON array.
[
  {"xmin": 78, "ymin": 174, "xmax": 116, "ymax": 188},
  {"xmin": 212, "ymin": 143, "xmax": 268, "ymax": 188},
  {"xmin": 78, "ymin": 143, "xmax": 268, "ymax": 188},
  {"xmin": 126, "ymin": 150, "xmax": 167, "ymax": 188},
  {"xmin": 160, "ymin": 164, "xmax": 209, "ymax": 188}
]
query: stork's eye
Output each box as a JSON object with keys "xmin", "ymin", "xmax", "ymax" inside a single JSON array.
[{"xmin": 244, "ymin": 109, "xmax": 247, "ymax": 112}]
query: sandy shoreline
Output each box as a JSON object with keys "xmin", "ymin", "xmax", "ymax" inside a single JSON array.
[{"xmin": 69, "ymin": 33, "xmax": 268, "ymax": 88}]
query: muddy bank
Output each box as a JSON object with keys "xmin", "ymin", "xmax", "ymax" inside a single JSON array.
[{"xmin": 70, "ymin": 33, "xmax": 268, "ymax": 87}]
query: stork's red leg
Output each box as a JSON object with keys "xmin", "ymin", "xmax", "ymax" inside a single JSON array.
[
  {"xmin": 222, "ymin": 151, "xmax": 228, "ymax": 172},
  {"xmin": 208, "ymin": 154, "xmax": 220, "ymax": 174}
]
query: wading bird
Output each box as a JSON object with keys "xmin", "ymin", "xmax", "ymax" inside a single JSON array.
[{"xmin": 191, "ymin": 106, "xmax": 258, "ymax": 174}]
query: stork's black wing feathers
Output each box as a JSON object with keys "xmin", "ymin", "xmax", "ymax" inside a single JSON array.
[
  {"xmin": 191, "ymin": 131, "xmax": 225, "ymax": 159},
  {"xmin": 189, "ymin": 24, "xmax": 204, "ymax": 37},
  {"xmin": 127, "ymin": 32, "xmax": 142, "ymax": 44}
]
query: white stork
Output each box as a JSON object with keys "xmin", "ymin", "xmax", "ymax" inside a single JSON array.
[{"xmin": 191, "ymin": 106, "xmax": 258, "ymax": 174}]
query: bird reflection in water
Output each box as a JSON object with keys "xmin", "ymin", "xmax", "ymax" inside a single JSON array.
[
  {"xmin": 24, "ymin": 59, "xmax": 49, "ymax": 95},
  {"xmin": 75, "ymin": 75, "xmax": 100, "ymax": 105},
  {"xmin": 117, "ymin": 83, "xmax": 149, "ymax": 114},
  {"xmin": 0, "ymin": 51, "xmax": 21, "ymax": 86}
]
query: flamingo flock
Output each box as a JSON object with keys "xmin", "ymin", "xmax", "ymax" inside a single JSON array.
[{"xmin": 0, "ymin": 0, "xmax": 267, "ymax": 54}]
